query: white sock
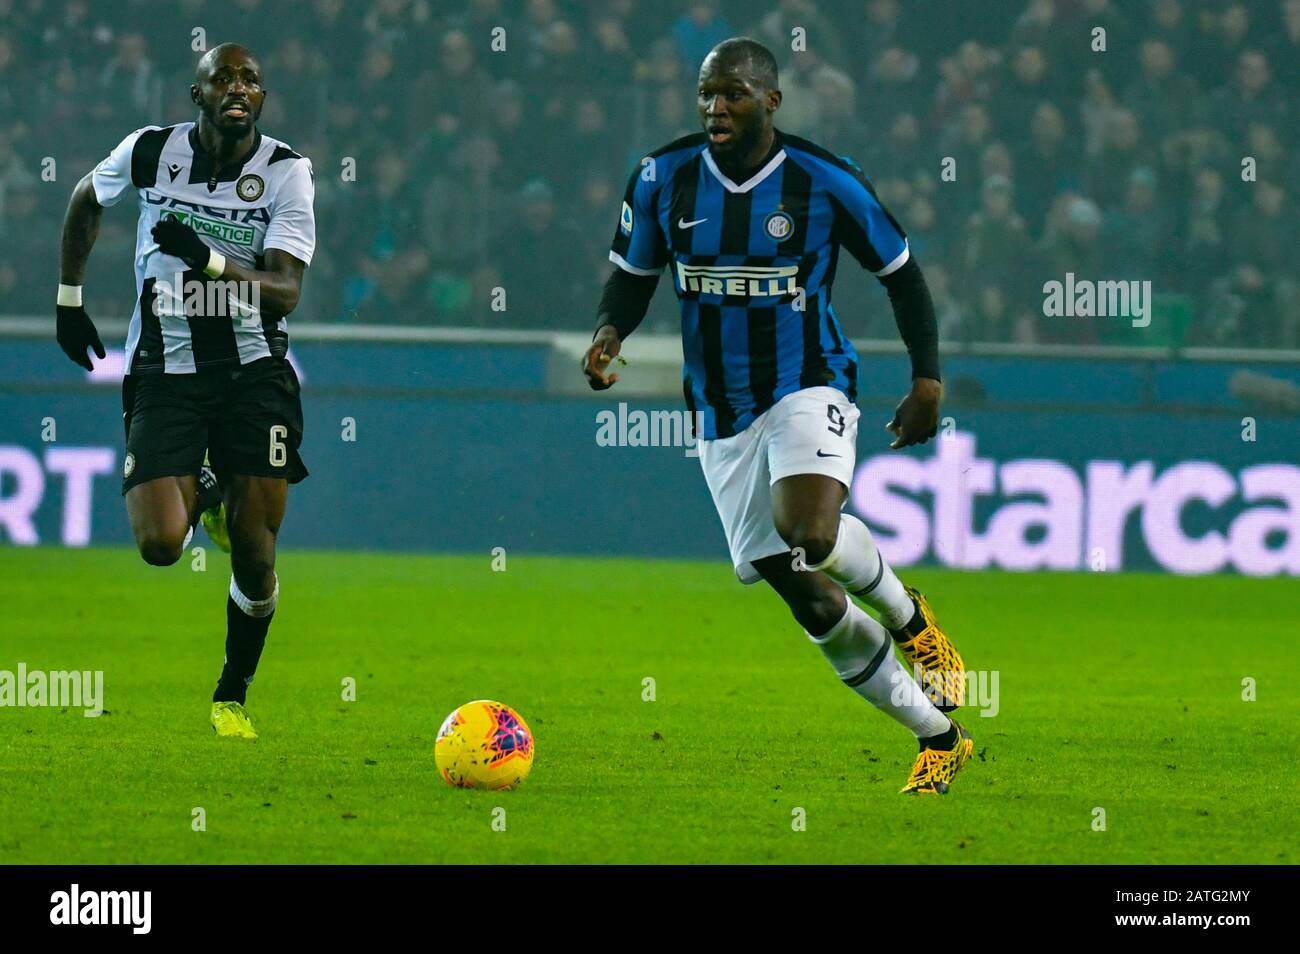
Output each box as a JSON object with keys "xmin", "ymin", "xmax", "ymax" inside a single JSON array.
[
  {"xmin": 230, "ymin": 573, "xmax": 278, "ymax": 617},
  {"xmin": 808, "ymin": 601, "xmax": 951, "ymax": 738},
  {"xmin": 810, "ymin": 514, "xmax": 915, "ymax": 630}
]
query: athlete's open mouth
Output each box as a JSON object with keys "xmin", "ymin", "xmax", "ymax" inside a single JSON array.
[
  {"xmin": 222, "ymin": 102, "xmax": 250, "ymax": 117},
  {"xmin": 707, "ymin": 126, "xmax": 733, "ymax": 144}
]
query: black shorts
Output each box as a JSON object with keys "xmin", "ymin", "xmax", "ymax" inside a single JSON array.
[{"xmin": 121, "ymin": 356, "xmax": 308, "ymax": 495}]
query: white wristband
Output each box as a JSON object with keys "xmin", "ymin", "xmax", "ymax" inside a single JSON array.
[
  {"xmin": 202, "ymin": 250, "xmax": 226, "ymax": 279},
  {"xmin": 57, "ymin": 284, "xmax": 83, "ymax": 307}
]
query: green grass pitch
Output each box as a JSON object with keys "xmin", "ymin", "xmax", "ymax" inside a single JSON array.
[{"xmin": 0, "ymin": 546, "xmax": 1294, "ymax": 864}]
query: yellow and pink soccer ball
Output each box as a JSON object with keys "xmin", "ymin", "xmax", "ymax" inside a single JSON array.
[{"xmin": 435, "ymin": 700, "xmax": 534, "ymax": 790}]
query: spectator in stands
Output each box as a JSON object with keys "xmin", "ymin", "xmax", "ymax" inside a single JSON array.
[
  {"xmin": 923, "ymin": 262, "xmax": 965, "ymax": 342},
  {"xmin": 997, "ymin": 46, "xmax": 1051, "ymax": 143},
  {"xmin": 810, "ymin": 68, "xmax": 866, "ymax": 159},
  {"xmin": 863, "ymin": 110, "xmax": 920, "ymax": 182},
  {"xmin": 670, "ymin": 1, "xmax": 734, "ymax": 76},
  {"xmin": 1200, "ymin": 265, "xmax": 1276, "ymax": 347},
  {"xmin": 1275, "ymin": 0, "xmax": 1300, "ymax": 102},
  {"xmin": 750, "ymin": 0, "xmax": 846, "ymax": 75},
  {"xmin": 939, "ymin": 103, "xmax": 993, "ymax": 193},
  {"xmin": 1087, "ymin": 110, "xmax": 1155, "ymax": 209},
  {"xmin": 1182, "ymin": 167, "xmax": 1227, "ymax": 300},
  {"xmin": 958, "ymin": 175, "xmax": 1032, "ymax": 314},
  {"xmin": 1011, "ymin": 103, "xmax": 1079, "ymax": 236},
  {"xmin": 2, "ymin": 0, "xmax": 1291, "ymax": 346},
  {"xmin": 1079, "ymin": 68, "xmax": 1122, "ymax": 158},
  {"xmin": 776, "ymin": 48, "xmax": 855, "ymax": 137},
  {"xmin": 589, "ymin": 14, "xmax": 637, "ymax": 89},
  {"xmin": 1124, "ymin": 40, "xmax": 1201, "ymax": 141},
  {"xmin": 1149, "ymin": 0, "xmax": 1190, "ymax": 65},
  {"xmin": 863, "ymin": 46, "xmax": 926, "ymax": 125},
  {"xmin": 1212, "ymin": 50, "xmax": 1287, "ymax": 145},
  {"xmin": 95, "ymin": 33, "xmax": 160, "ymax": 140},
  {"xmin": 1102, "ymin": 167, "xmax": 1170, "ymax": 286},
  {"xmin": 491, "ymin": 179, "xmax": 587, "ymax": 330},
  {"xmin": 1229, "ymin": 181, "xmax": 1293, "ymax": 290},
  {"xmin": 1038, "ymin": 197, "xmax": 1105, "ymax": 344},
  {"xmin": 1195, "ymin": 4, "xmax": 1254, "ymax": 89},
  {"xmin": 861, "ymin": 0, "xmax": 903, "ymax": 64}
]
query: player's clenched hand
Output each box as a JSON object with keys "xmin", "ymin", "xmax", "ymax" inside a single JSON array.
[
  {"xmin": 151, "ymin": 216, "xmax": 212, "ymax": 270},
  {"xmin": 886, "ymin": 377, "xmax": 942, "ymax": 448},
  {"xmin": 56, "ymin": 304, "xmax": 106, "ymax": 371},
  {"xmin": 583, "ymin": 324, "xmax": 623, "ymax": 390}
]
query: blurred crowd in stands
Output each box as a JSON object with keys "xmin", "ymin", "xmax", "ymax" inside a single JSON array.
[{"xmin": 1, "ymin": 0, "xmax": 1296, "ymax": 348}]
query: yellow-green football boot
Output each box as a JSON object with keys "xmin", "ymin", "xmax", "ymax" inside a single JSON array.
[
  {"xmin": 892, "ymin": 586, "xmax": 966, "ymax": 711},
  {"xmin": 210, "ymin": 701, "xmax": 258, "ymax": 739},
  {"xmin": 900, "ymin": 720, "xmax": 973, "ymax": 795}
]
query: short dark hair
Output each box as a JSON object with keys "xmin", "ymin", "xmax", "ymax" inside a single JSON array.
[{"xmin": 704, "ymin": 37, "xmax": 779, "ymax": 91}]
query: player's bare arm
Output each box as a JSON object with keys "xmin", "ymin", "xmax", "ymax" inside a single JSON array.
[
  {"xmin": 55, "ymin": 172, "xmax": 107, "ymax": 369},
  {"xmin": 60, "ymin": 173, "xmax": 103, "ymax": 286}
]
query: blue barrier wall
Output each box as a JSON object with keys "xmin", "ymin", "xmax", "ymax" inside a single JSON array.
[{"xmin": 3, "ymin": 382, "xmax": 1297, "ymax": 575}]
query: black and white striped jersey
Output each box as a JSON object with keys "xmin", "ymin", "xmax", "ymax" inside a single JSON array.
[{"xmin": 92, "ymin": 122, "xmax": 315, "ymax": 374}]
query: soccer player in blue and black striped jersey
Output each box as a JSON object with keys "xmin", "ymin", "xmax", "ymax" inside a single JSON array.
[{"xmin": 583, "ymin": 38, "xmax": 975, "ymax": 794}]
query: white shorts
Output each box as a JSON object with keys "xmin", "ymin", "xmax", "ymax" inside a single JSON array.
[{"xmin": 697, "ymin": 386, "xmax": 860, "ymax": 585}]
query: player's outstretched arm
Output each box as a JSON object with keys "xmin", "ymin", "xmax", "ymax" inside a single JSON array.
[
  {"xmin": 582, "ymin": 266, "xmax": 660, "ymax": 391},
  {"xmin": 151, "ymin": 218, "xmax": 306, "ymax": 316},
  {"xmin": 56, "ymin": 173, "xmax": 107, "ymax": 370},
  {"xmin": 880, "ymin": 258, "xmax": 942, "ymax": 448}
]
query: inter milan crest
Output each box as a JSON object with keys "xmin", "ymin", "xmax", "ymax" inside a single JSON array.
[
  {"xmin": 764, "ymin": 209, "xmax": 794, "ymax": 242},
  {"xmin": 236, "ymin": 174, "xmax": 264, "ymax": 201}
]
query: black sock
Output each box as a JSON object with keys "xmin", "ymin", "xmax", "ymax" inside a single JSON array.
[
  {"xmin": 919, "ymin": 721, "xmax": 958, "ymax": 751},
  {"xmin": 213, "ymin": 595, "xmax": 272, "ymax": 704},
  {"xmin": 889, "ymin": 598, "xmax": 926, "ymax": 643}
]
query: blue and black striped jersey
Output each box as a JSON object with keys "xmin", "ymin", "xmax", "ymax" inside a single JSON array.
[{"xmin": 608, "ymin": 129, "xmax": 909, "ymax": 440}]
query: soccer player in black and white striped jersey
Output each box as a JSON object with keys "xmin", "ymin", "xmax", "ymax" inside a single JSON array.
[{"xmin": 56, "ymin": 43, "xmax": 315, "ymax": 740}]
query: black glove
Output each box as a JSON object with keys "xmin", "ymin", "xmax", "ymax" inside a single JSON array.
[
  {"xmin": 57, "ymin": 304, "xmax": 106, "ymax": 371},
  {"xmin": 151, "ymin": 216, "xmax": 212, "ymax": 270}
]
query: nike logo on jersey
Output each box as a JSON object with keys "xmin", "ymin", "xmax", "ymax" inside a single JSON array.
[
  {"xmin": 816, "ymin": 450, "xmax": 841, "ymax": 458},
  {"xmin": 167, "ymin": 163, "xmax": 183, "ymax": 182},
  {"xmin": 677, "ymin": 217, "xmax": 708, "ymax": 229}
]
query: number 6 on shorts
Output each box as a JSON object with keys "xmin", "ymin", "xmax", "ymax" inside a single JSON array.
[{"xmin": 269, "ymin": 424, "xmax": 288, "ymax": 467}]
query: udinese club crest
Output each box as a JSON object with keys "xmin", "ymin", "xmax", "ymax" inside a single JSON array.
[{"xmin": 236, "ymin": 174, "xmax": 264, "ymax": 201}]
